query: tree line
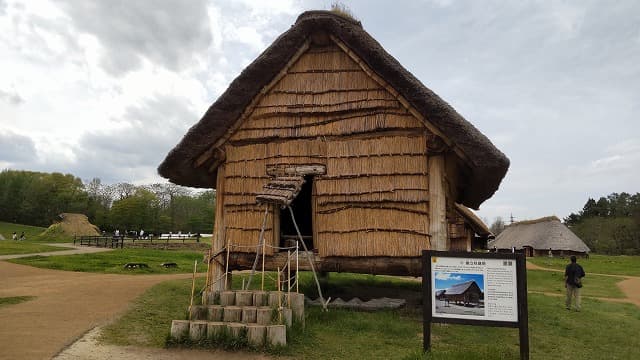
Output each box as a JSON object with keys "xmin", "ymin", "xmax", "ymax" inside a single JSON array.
[
  {"xmin": 0, "ymin": 169, "xmax": 215, "ymax": 235},
  {"xmin": 564, "ymin": 192, "xmax": 640, "ymax": 255}
]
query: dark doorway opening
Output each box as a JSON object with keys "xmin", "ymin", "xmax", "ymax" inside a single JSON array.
[{"xmin": 280, "ymin": 177, "xmax": 313, "ymax": 251}]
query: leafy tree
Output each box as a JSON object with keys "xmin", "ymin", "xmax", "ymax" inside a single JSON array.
[
  {"xmin": 490, "ymin": 217, "xmax": 506, "ymax": 236},
  {"xmin": 565, "ymin": 192, "xmax": 640, "ymax": 255}
]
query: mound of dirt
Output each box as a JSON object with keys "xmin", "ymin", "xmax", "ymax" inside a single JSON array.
[{"xmin": 42, "ymin": 213, "xmax": 100, "ymax": 237}]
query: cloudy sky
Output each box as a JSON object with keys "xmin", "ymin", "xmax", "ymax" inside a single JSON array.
[{"xmin": 1, "ymin": 0, "xmax": 639, "ymax": 223}]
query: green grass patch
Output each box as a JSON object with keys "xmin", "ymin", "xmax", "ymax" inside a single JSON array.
[
  {"xmin": 8, "ymin": 249, "xmax": 207, "ymax": 274},
  {"xmin": 99, "ymin": 270, "xmax": 640, "ymax": 359},
  {"xmin": 100, "ymin": 278, "xmax": 205, "ymax": 347},
  {"xmin": 0, "ymin": 241, "xmax": 70, "ymax": 256},
  {"xmin": 0, "ymin": 221, "xmax": 45, "ymax": 240},
  {"xmin": 0, "ymin": 296, "xmax": 36, "ymax": 308},
  {"xmin": 528, "ymin": 254, "xmax": 640, "ymax": 277},
  {"xmin": 527, "ymin": 269, "xmax": 626, "ymax": 299}
]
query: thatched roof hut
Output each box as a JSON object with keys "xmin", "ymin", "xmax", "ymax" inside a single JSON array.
[
  {"xmin": 488, "ymin": 216, "xmax": 590, "ymax": 257},
  {"xmin": 158, "ymin": 10, "xmax": 509, "ymax": 287}
]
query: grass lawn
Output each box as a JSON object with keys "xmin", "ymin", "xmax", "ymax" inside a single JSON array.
[
  {"xmin": 0, "ymin": 221, "xmax": 45, "ymax": 240},
  {"xmin": 0, "ymin": 296, "xmax": 36, "ymax": 308},
  {"xmin": 8, "ymin": 249, "xmax": 207, "ymax": 274},
  {"xmin": 528, "ymin": 254, "xmax": 640, "ymax": 277},
  {"xmin": 99, "ymin": 269, "xmax": 640, "ymax": 359},
  {"xmin": 526, "ymin": 269, "xmax": 626, "ymax": 299},
  {"xmin": 0, "ymin": 241, "xmax": 70, "ymax": 256}
]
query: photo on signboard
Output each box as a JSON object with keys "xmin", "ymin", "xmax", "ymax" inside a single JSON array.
[{"xmin": 434, "ymin": 272, "xmax": 485, "ymax": 317}]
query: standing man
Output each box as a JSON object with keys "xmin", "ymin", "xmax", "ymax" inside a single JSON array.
[{"xmin": 564, "ymin": 255, "xmax": 586, "ymax": 311}]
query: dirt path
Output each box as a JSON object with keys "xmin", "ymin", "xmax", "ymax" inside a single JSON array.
[
  {"xmin": 54, "ymin": 327, "xmax": 270, "ymax": 360},
  {"xmin": 0, "ymin": 243, "xmax": 114, "ymax": 260},
  {"xmin": 0, "ymin": 261, "xmax": 196, "ymax": 360},
  {"xmin": 526, "ymin": 261, "xmax": 640, "ymax": 307}
]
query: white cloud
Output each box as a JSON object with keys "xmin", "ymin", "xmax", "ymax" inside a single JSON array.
[
  {"xmin": 435, "ymin": 273, "xmax": 462, "ymax": 281},
  {"xmin": 0, "ymin": 0, "xmax": 638, "ymax": 222}
]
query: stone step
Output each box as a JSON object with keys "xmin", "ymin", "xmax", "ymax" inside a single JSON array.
[
  {"xmin": 202, "ymin": 290, "xmax": 304, "ymax": 309},
  {"xmin": 170, "ymin": 320, "xmax": 286, "ymax": 347},
  {"xmin": 199, "ymin": 290, "xmax": 305, "ymax": 327},
  {"xmin": 190, "ymin": 304, "xmax": 292, "ymax": 327}
]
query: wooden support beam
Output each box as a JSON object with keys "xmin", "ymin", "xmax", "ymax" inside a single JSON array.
[
  {"xmin": 227, "ymin": 252, "xmax": 424, "ymax": 277},
  {"xmin": 210, "ymin": 165, "xmax": 227, "ymax": 292},
  {"xmin": 429, "ymin": 155, "xmax": 449, "ymax": 250}
]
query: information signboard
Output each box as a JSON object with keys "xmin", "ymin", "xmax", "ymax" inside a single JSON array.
[{"xmin": 423, "ymin": 250, "xmax": 529, "ymax": 359}]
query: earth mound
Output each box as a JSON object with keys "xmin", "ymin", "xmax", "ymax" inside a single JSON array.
[{"xmin": 42, "ymin": 213, "xmax": 100, "ymax": 237}]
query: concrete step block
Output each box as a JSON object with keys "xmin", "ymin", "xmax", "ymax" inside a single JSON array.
[
  {"xmin": 189, "ymin": 305, "xmax": 207, "ymax": 320},
  {"xmin": 256, "ymin": 306, "xmax": 273, "ymax": 325},
  {"xmin": 189, "ymin": 320, "xmax": 208, "ymax": 341},
  {"xmin": 170, "ymin": 320, "xmax": 190, "ymax": 340},
  {"xmin": 223, "ymin": 306, "xmax": 242, "ymax": 323},
  {"xmin": 242, "ymin": 306, "xmax": 257, "ymax": 323},
  {"xmin": 252, "ymin": 291, "xmax": 268, "ymax": 307},
  {"xmin": 220, "ymin": 291, "xmax": 236, "ymax": 306},
  {"xmin": 235, "ymin": 291, "xmax": 254, "ymax": 306},
  {"xmin": 246, "ymin": 324, "xmax": 266, "ymax": 347},
  {"xmin": 266, "ymin": 325, "xmax": 286, "ymax": 347},
  {"xmin": 207, "ymin": 305, "xmax": 224, "ymax": 321},
  {"xmin": 227, "ymin": 322, "xmax": 247, "ymax": 339}
]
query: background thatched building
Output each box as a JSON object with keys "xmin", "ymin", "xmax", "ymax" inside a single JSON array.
[
  {"xmin": 488, "ymin": 216, "xmax": 590, "ymax": 257},
  {"xmin": 159, "ymin": 11, "xmax": 509, "ymax": 289}
]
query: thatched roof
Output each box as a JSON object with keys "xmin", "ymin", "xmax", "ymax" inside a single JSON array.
[
  {"xmin": 158, "ymin": 10, "xmax": 509, "ymax": 209},
  {"xmin": 445, "ymin": 280, "xmax": 481, "ymax": 295},
  {"xmin": 488, "ymin": 216, "xmax": 590, "ymax": 253},
  {"xmin": 455, "ymin": 204, "xmax": 492, "ymax": 237}
]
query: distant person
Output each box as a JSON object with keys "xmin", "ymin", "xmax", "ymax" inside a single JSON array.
[
  {"xmin": 19, "ymin": 231, "xmax": 25, "ymax": 240},
  {"xmin": 115, "ymin": 229, "xmax": 120, "ymax": 237},
  {"xmin": 564, "ymin": 255, "xmax": 585, "ymax": 311},
  {"xmin": 511, "ymin": 246, "xmax": 515, "ymax": 253},
  {"xmin": 139, "ymin": 229, "xmax": 144, "ymax": 239},
  {"xmin": 548, "ymin": 248, "xmax": 553, "ymax": 258},
  {"xmin": 12, "ymin": 232, "xmax": 17, "ymax": 240}
]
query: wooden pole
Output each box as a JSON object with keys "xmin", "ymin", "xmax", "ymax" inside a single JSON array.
[
  {"xmin": 288, "ymin": 206, "xmax": 327, "ymax": 310},
  {"xmin": 204, "ymin": 249, "xmax": 211, "ymax": 304},
  {"xmin": 277, "ymin": 267, "xmax": 282, "ymax": 324},
  {"xmin": 428, "ymin": 155, "xmax": 448, "ymax": 250},
  {"xmin": 262, "ymin": 226, "xmax": 266, "ymax": 291},
  {"xmin": 296, "ymin": 242, "xmax": 299, "ymax": 293},
  {"xmin": 188, "ymin": 260, "xmax": 198, "ymax": 320},
  {"xmin": 225, "ymin": 244, "xmax": 231, "ymax": 290},
  {"xmin": 287, "ymin": 250, "xmax": 291, "ymax": 307},
  {"xmin": 211, "ymin": 165, "xmax": 226, "ymax": 292}
]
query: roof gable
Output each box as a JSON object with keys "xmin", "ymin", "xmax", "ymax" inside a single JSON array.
[
  {"xmin": 228, "ymin": 41, "xmax": 425, "ymax": 144},
  {"xmin": 158, "ymin": 10, "xmax": 510, "ymax": 209}
]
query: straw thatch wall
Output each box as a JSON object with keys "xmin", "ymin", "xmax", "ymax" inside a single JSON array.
[
  {"xmin": 448, "ymin": 210, "xmax": 471, "ymax": 252},
  {"xmin": 221, "ymin": 42, "xmax": 431, "ymax": 257}
]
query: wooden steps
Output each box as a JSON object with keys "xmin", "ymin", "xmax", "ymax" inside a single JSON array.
[{"xmin": 169, "ymin": 290, "xmax": 304, "ymax": 348}]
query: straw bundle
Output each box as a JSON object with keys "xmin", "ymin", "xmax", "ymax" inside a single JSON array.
[
  {"xmin": 327, "ymin": 135, "xmax": 425, "ymax": 157},
  {"xmin": 317, "ymin": 189, "xmax": 429, "ymax": 205},
  {"xmin": 288, "ymin": 45, "xmax": 360, "ymax": 72},
  {"xmin": 233, "ymin": 111, "xmax": 419, "ymax": 140},
  {"xmin": 325, "ymin": 155, "xmax": 427, "ymax": 176},
  {"xmin": 317, "ymin": 232, "xmax": 430, "ymax": 257},
  {"xmin": 260, "ymin": 89, "xmax": 392, "ymax": 108},
  {"xmin": 225, "ymin": 207, "xmax": 275, "ymax": 255},
  {"xmin": 317, "ymin": 207, "xmax": 427, "ymax": 233},
  {"xmin": 225, "ymin": 141, "xmax": 327, "ymax": 161},
  {"xmin": 315, "ymin": 174, "xmax": 427, "ymax": 196}
]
